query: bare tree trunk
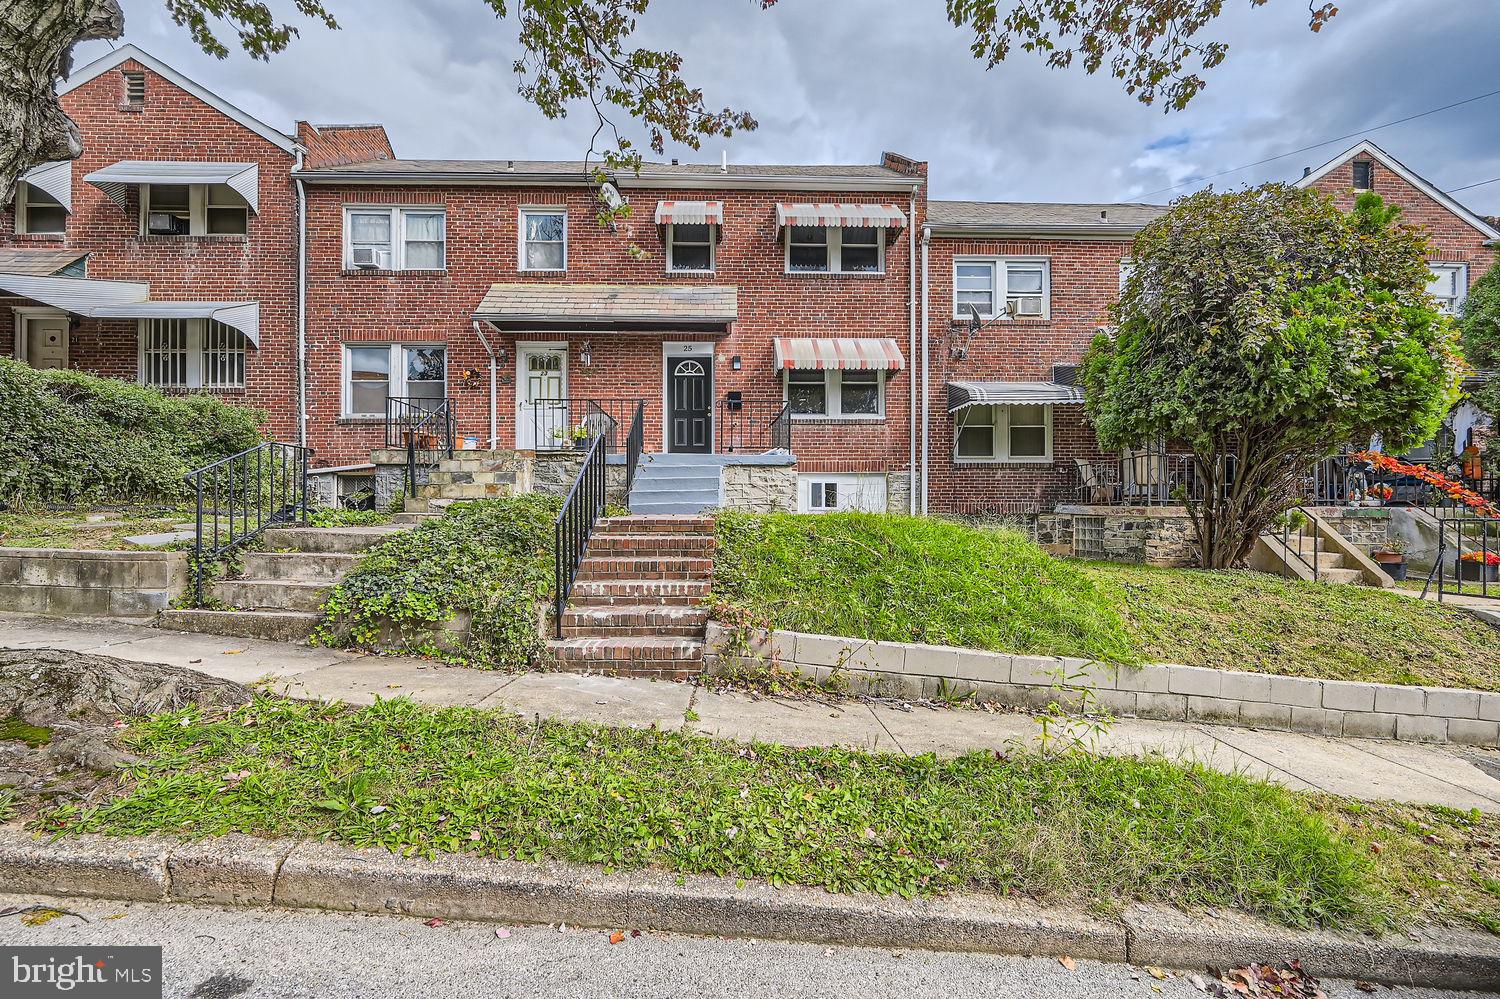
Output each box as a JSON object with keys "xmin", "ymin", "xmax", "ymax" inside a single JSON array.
[{"xmin": 0, "ymin": 0, "xmax": 124, "ymax": 200}]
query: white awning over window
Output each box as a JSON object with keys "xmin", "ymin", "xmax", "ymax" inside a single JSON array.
[
  {"xmin": 0, "ymin": 272, "xmax": 260, "ymax": 346},
  {"xmin": 654, "ymin": 200, "xmax": 723, "ymax": 226},
  {"xmin": 83, "ymin": 160, "xmax": 260, "ymax": 212},
  {"xmin": 773, "ymin": 337, "xmax": 906, "ymax": 371},
  {"xmin": 775, "ymin": 203, "xmax": 907, "ymax": 229},
  {"xmin": 947, "ymin": 381, "xmax": 1083, "ymax": 411},
  {"xmin": 21, "ymin": 161, "xmax": 72, "ymax": 212}
]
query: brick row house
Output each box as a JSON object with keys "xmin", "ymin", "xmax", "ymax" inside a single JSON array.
[{"xmin": 4, "ymin": 45, "xmax": 1495, "ymax": 518}]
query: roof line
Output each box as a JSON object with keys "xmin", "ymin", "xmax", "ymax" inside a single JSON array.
[
  {"xmin": 60, "ymin": 43, "xmax": 299, "ymax": 155},
  {"xmin": 1295, "ymin": 139, "xmax": 1500, "ymax": 241}
]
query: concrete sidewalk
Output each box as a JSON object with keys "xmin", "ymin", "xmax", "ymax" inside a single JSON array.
[{"xmin": 3, "ymin": 612, "xmax": 1499, "ymax": 813}]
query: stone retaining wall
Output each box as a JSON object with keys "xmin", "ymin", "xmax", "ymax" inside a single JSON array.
[
  {"xmin": 1038, "ymin": 505, "xmax": 1196, "ymax": 566},
  {"xmin": 721, "ymin": 463, "xmax": 797, "ymax": 513},
  {"xmin": 704, "ymin": 623, "xmax": 1500, "ymax": 747},
  {"xmin": 0, "ymin": 548, "xmax": 188, "ymax": 618}
]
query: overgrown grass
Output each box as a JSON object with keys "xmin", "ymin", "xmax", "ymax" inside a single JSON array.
[
  {"xmin": 0, "ymin": 507, "xmax": 190, "ymax": 550},
  {"xmin": 712, "ymin": 511, "xmax": 1136, "ymax": 663},
  {"xmin": 42, "ymin": 696, "xmax": 1498, "ymax": 933},
  {"xmin": 314, "ymin": 495, "xmax": 558, "ymax": 668},
  {"xmin": 1085, "ymin": 561, "xmax": 1500, "ymax": 691},
  {"xmin": 307, "ymin": 507, "xmax": 391, "ymax": 528}
]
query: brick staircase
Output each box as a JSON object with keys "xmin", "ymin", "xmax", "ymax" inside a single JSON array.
[
  {"xmin": 157, "ymin": 525, "xmax": 406, "ymax": 642},
  {"xmin": 547, "ymin": 515, "xmax": 714, "ymax": 678}
]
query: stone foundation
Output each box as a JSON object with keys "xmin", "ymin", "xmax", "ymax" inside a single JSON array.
[
  {"xmin": 721, "ymin": 462, "xmax": 796, "ymax": 513},
  {"xmin": 0, "ymin": 548, "xmax": 188, "ymax": 618},
  {"xmin": 1038, "ymin": 505, "xmax": 1196, "ymax": 566}
]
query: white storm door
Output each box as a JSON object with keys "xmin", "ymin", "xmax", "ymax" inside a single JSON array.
[{"xmin": 516, "ymin": 344, "xmax": 568, "ymax": 449}]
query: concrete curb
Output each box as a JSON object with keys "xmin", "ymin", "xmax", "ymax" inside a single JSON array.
[{"xmin": 2, "ymin": 827, "xmax": 1495, "ymax": 991}]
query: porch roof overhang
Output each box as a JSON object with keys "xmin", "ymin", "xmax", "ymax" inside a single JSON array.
[
  {"xmin": 0, "ymin": 272, "xmax": 260, "ymax": 346},
  {"xmin": 0, "ymin": 248, "xmax": 88, "ymax": 277},
  {"xmin": 773, "ymin": 337, "xmax": 906, "ymax": 371},
  {"xmin": 775, "ymin": 202, "xmax": 907, "ymax": 230},
  {"xmin": 947, "ymin": 380, "xmax": 1084, "ymax": 411},
  {"xmin": 473, "ymin": 282, "xmax": 737, "ymax": 333},
  {"xmin": 654, "ymin": 200, "xmax": 723, "ymax": 226},
  {"xmin": 83, "ymin": 160, "xmax": 260, "ymax": 213}
]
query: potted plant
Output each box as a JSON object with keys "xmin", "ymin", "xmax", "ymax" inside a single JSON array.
[
  {"xmin": 1370, "ymin": 538, "xmax": 1407, "ymax": 580},
  {"xmin": 570, "ymin": 424, "xmax": 590, "ymax": 450},
  {"xmin": 1458, "ymin": 551, "xmax": 1500, "ymax": 583},
  {"xmin": 1369, "ymin": 484, "xmax": 1393, "ymax": 507}
]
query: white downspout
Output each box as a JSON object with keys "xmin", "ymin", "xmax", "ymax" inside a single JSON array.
[
  {"xmin": 920, "ymin": 225, "xmax": 931, "ymax": 516},
  {"xmin": 908, "ymin": 185, "xmax": 917, "ymax": 516},
  {"xmin": 294, "ymin": 150, "xmax": 308, "ymax": 448},
  {"xmin": 472, "ymin": 320, "xmax": 498, "ymax": 450}
]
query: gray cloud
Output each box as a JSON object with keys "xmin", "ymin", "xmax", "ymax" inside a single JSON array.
[{"xmin": 76, "ymin": 0, "xmax": 1500, "ymax": 213}]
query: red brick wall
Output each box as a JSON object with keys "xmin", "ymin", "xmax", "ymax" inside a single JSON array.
[
  {"xmin": 1307, "ymin": 155, "xmax": 1497, "ymax": 287},
  {"xmin": 303, "ymin": 181, "xmax": 924, "ymax": 468},
  {"xmin": 0, "ymin": 58, "xmax": 298, "ymax": 439},
  {"xmin": 921, "ymin": 236, "xmax": 1129, "ymax": 513}
]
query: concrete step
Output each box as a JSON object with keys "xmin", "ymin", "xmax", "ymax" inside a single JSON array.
[
  {"xmin": 568, "ymin": 578, "xmax": 711, "ymax": 606},
  {"xmin": 237, "ymin": 551, "xmax": 359, "ymax": 582},
  {"xmin": 1314, "ymin": 567, "xmax": 1364, "ymax": 585},
  {"xmin": 261, "ymin": 526, "xmax": 406, "ymax": 554},
  {"xmin": 210, "ymin": 578, "xmax": 331, "ymax": 613},
  {"xmin": 597, "ymin": 515, "xmax": 714, "ymax": 534},
  {"xmin": 546, "ymin": 635, "xmax": 704, "ymax": 678},
  {"xmin": 574, "ymin": 556, "xmax": 713, "ymax": 582},
  {"xmin": 628, "ymin": 499, "xmax": 720, "ymax": 515},
  {"xmin": 587, "ymin": 533, "xmax": 714, "ymax": 556},
  {"xmin": 559, "ymin": 603, "xmax": 709, "ymax": 638},
  {"xmin": 157, "ymin": 608, "xmax": 319, "ymax": 643},
  {"xmin": 403, "ymin": 497, "xmax": 457, "ymax": 514},
  {"xmin": 391, "ymin": 511, "xmax": 440, "ymax": 526}
]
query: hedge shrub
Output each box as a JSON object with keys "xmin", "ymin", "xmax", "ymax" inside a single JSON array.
[
  {"xmin": 0, "ymin": 358, "xmax": 264, "ymax": 506},
  {"xmin": 315, "ymin": 495, "xmax": 560, "ymax": 669}
]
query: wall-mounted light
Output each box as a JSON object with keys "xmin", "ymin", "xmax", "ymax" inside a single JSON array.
[
  {"xmin": 731, "ymin": 355, "xmax": 742, "ymax": 371},
  {"xmin": 579, "ymin": 340, "xmax": 593, "ymax": 367}
]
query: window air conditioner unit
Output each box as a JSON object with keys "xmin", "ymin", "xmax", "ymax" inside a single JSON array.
[{"xmin": 351, "ymin": 247, "xmax": 389, "ymax": 269}]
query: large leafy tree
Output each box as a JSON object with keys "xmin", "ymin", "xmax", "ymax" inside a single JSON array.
[
  {"xmin": 1082, "ymin": 187, "xmax": 1462, "ymax": 569},
  {"xmin": 1458, "ymin": 261, "xmax": 1500, "ymax": 463},
  {"xmin": 2, "ymin": 0, "xmax": 1339, "ymax": 199}
]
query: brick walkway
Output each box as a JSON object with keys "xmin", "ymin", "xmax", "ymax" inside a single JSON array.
[{"xmin": 2, "ymin": 612, "xmax": 1498, "ymax": 813}]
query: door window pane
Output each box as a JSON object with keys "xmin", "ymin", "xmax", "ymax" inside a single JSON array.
[
  {"xmin": 347, "ymin": 346, "xmax": 390, "ymax": 415},
  {"xmin": 787, "ymin": 369, "xmax": 827, "ymax": 414},
  {"xmin": 839, "ymin": 370, "xmax": 880, "ymax": 415},
  {"xmin": 839, "ymin": 227, "xmax": 880, "ymax": 272}
]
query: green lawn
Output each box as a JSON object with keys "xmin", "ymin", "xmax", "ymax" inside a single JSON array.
[
  {"xmin": 0, "ymin": 507, "xmax": 190, "ymax": 550},
  {"xmin": 711, "ymin": 512, "xmax": 1500, "ymax": 691},
  {"xmin": 41, "ymin": 696, "xmax": 1500, "ymax": 933}
]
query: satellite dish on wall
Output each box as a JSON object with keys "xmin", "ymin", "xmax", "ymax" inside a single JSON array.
[{"xmin": 598, "ymin": 181, "xmax": 625, "ymax": 211}]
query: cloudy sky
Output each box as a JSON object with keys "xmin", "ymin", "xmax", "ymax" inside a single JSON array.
[{"xmin": 75, "ymin": 0, "xmax": 1500, "ymax": 214}]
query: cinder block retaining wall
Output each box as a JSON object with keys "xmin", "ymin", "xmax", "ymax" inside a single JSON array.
[
  {"xmin": 0, "ymin": 548, "xmax": 188, "ymax": 618},
  {"xmin": 704, "ymin": 623, "xmax": 1500, "ymax": 747}
]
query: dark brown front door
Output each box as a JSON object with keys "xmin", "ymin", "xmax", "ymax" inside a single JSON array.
[{"xmin": 667, "ymin": 356, "xmax": 711, "ymax": 453}]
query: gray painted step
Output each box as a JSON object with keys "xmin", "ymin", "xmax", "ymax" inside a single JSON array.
[{"xmin": 630, "ymin": 500, "xmax": 719, "ymax": 515}]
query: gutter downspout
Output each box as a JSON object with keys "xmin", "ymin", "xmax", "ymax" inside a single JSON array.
[
  {"xmin": 908, "ymin": 185, "xmax": 918, "ymax": 515},
  {"xmin": 294, "ymin": 149, "xmax": 308, "ymax": 448},
  {"xmin": 472, "ymin": 320, "xmax": 498, "ymax": 450},
  {"xmin": 920, "ymin": 224, "xmax": 931, "ymax": 516}
]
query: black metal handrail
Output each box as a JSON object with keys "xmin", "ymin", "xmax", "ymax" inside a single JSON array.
[
  {"xmin": 1277, "ymin": 506, "xmax": 1321, "ymax": 583},
  {"xmin": 553, "ymin": 430, "xmax": 612, "ymax": 637},
  {"xmin": 184, "ymin": 441, "xmax": 313, "ymax": 605},
  {"xmin": 1426, "ymin": 508, "xmax": 1499, "ymax": 602},
  {"xmin": 717, "ymin": 398, "xmax": 793, "ymax": 454},
  {"xmin": 624, "ymin": 399, "xmax": 645, "ymax": 494},
  {"xmin": 385, "ymin": 397, "xmax": 456, "ymax": 498},
  {"xmin": 528, "ymin": 397, "xmax": 641, "ymax": 452},
  {"xmin": 1071, "ymin": 451, "xmax": 1220, "ymax": 506}
]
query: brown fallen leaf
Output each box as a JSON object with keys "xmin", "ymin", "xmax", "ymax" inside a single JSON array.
[
  {"xmin": 1146, "ymin": 966, "xmax": 1168, "ymax": 980},
  {"xmin": 1354, "ymin": 984, "xmax": 1376, "ymax": 994},
  {"xmin": 630, "ymin": 929, "xmax": 641, "ymax": 938},
  {"xmin": 221, "ymin": 649, "xmax": 246, "ymax": 655},
  {"xmin": 1058, "ymin": 956, "xmax": 1076, "ymax": 971},
  {"xmin": 609, "ymin": 931, "xmax": 625, "ymax": 945}
]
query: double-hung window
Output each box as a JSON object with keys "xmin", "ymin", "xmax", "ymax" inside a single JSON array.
[
  {"xmin": 786, "ymin": 226, "xmax": 884, "ymax": 274},
  {"xmin": 953, "ymin": 258, "xmax": 1050, "ymax": 320},
  {"xmin": 1427, "ymin": 263, "xmax": 1468, "ymax": 315},
  {"xmin": 954, "ymin": 404, "xmax": 1052, "ymax": 462},
  {"xmin": 342, "ymin": 344, "xmax": 448, "ymax": 417},
  {"xmin": 344, "ymin": 207, "xmax": 446, "ymax": 270},
  {"xmin": 521, "ymin": 209, "xmax": 566, "ymax": 271},
  {"xmin": 139, "ymin": 318, "xmax": 247, "ymax": 389},
  {"xmin": 16, "ymin": 182, "xmax": 66, "ymax": 235},
  {"xmin": 666, "ymin": 223, "xmax": 714, "ymax": 272},
  {"xmin": 142, "ymin": 184, "xmax": 248, "ymax": 236},
  {"xmin": 784, "ymin": 369, "xmax": 885, "ymax": 419}
]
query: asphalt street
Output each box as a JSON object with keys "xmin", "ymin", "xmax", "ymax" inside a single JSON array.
[{"xmin": 0, "ymin": 893, "xmax": 1492, "ymax": 999}]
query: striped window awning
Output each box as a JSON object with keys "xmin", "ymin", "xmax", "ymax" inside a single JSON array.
[
  {"xmin": 775, "ymin": 203, "xmax": 907, "ymax": 229},
  {"xmin": 773, "ymin": 337, "xmax": 906, "ymax": 371},
  {"xmin": 84, "ymin": 160, "xmax": 260, "ymax": 212},
  {"xmin": 654, "ymin": 200, "xmax": 723, "ymax": 226},
  {"xmin": 21, "ymin": 161, "xmax": 72, "ymax": 212},
  {"xmin": 947, "ymin": 381, "xmax": 1084, "ymax": 411},
  {"xmin": 0, "ymin": 272, "xmax": 260, "ymax": 346}
]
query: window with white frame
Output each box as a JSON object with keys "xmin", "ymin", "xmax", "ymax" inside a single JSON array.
[
  {"xmin": 797, "ymin": 473, "xmax": 888, "ymax": 514},
  {"xmin": 953, "ymin": 404, "xmax": 1052, "ymax": 462},
  {"xmin": 953, "ymin": 258, "xmax": 1050, "ymax": 319},
  {"xmin": 139, "ymin": 318, "xmax": 246, "ymax": 389},
  {"xmin": 783, "ymin": 369, "xmax": 885, "ymax": 419},
  {"xmin": 666, "ymin": 223, "xmax": 714, "ymax": 272},
  {"xmin": 344, "ymin": 207, "xmax": 446, "ymax": 270},
  {"xmin": 342, "ymin": 344, "xmax": 448, "ymax": 417},
  {"xmin": 16, "ymin": 182, "xmax": 66, "ymax": 235},
  {"xmin": 142, "ymin": 184, "xmax": 248, "ymax": 237},
  {"xmin": 1427, "ymin": 263, "xmax": 1468, "ymax": 315},
  {"xmin": 785, "ymin": 226, "xmax": 884, "ymax": 274},
  {"xmin": 521, "ymin": 209, "xmax": 566, "ymax": 271},
  {"xmin": 1351, "ymin": 160, "xmax": 1374, "ymax": 192}
]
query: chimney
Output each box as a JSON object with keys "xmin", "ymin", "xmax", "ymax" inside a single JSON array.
[{"xmin": 1303, "ymin": 166, "xmax": 1312, "ymax": 178}]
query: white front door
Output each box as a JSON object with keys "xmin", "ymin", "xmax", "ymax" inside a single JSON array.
[
  {"xmin": 25, "ymin": 316, "xmax": 69, "ymax": 370},
  {"xmin": 516, "ymin": 344, "xmax": 568, "ymax": 449}
]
